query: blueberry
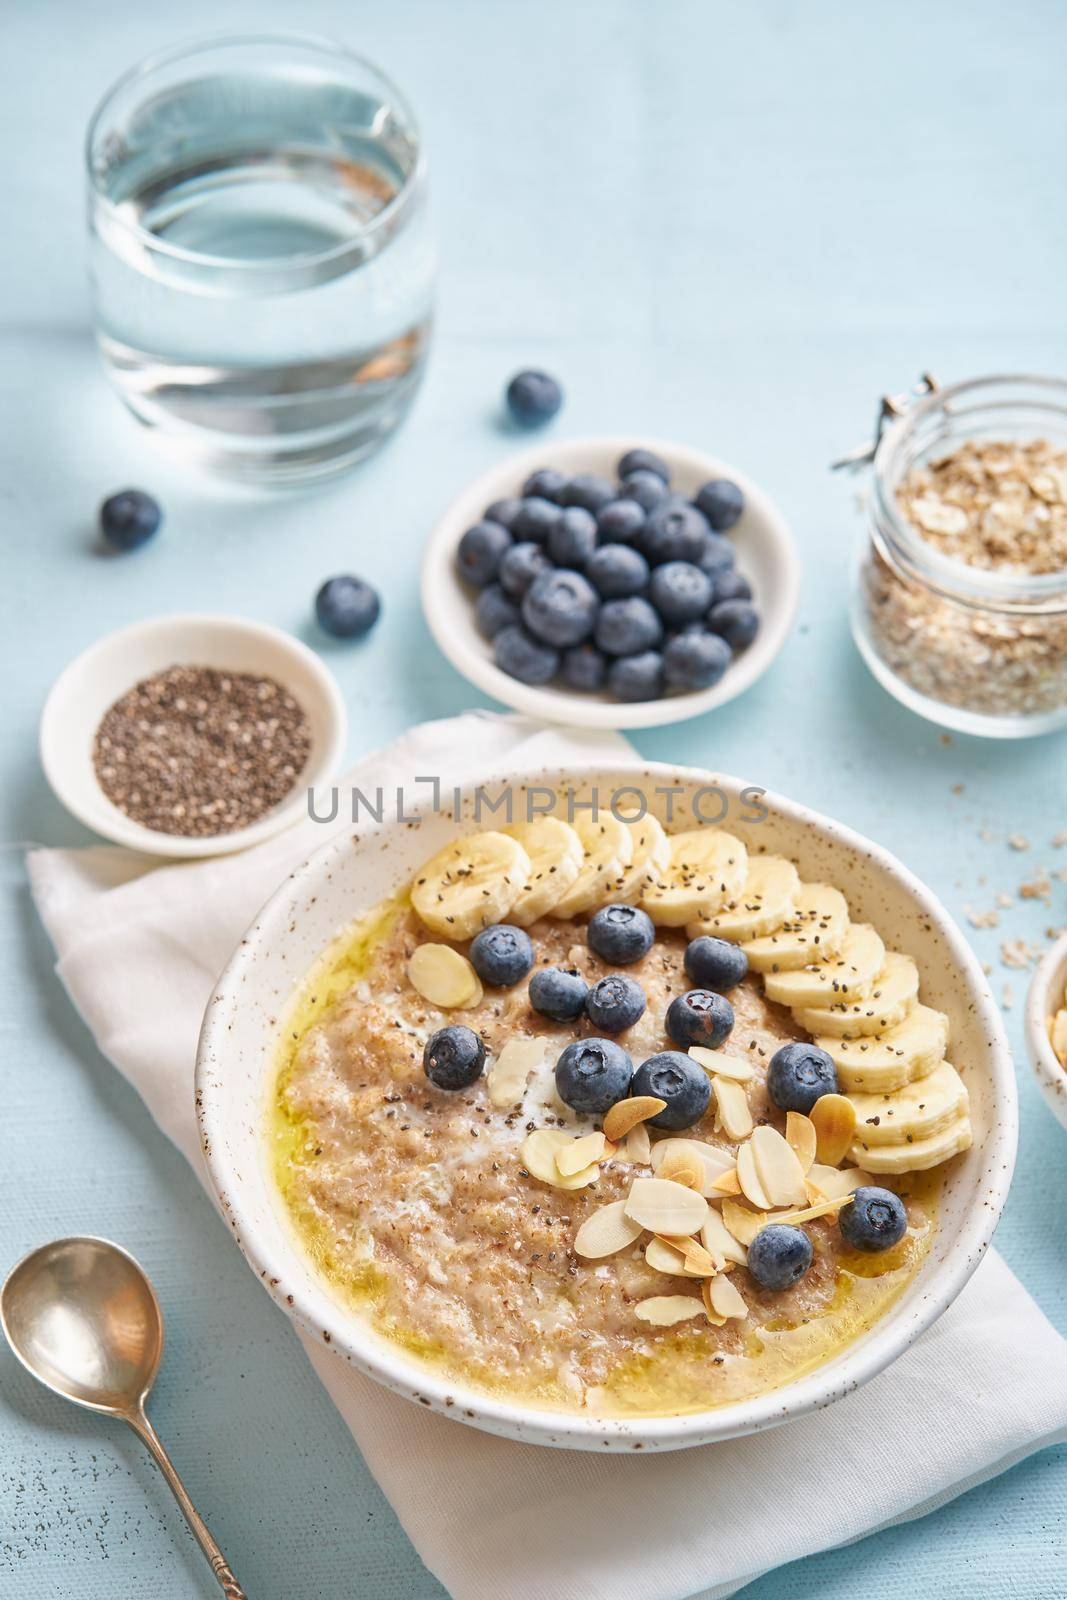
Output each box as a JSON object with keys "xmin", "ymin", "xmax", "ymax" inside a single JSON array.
[
  {"xmin": 596, "ymin": 500, "xmax": 647, "ymax": 547},
  {"xmin": 529, "ymin": 966, "xmax": 589, "ymax": 1022},
  {"xmin": 711, "ymin": 569, "xmax": 752, "ymax": 604},
  {"xmin": 561, "ymin": 643, "xmax": 608, "ymax": 691},
  {"xmin": 562, "ymin": 473, "xmax": 616, "ymax": 514},
  {"xmin": 475, "ymin": 583, "xmax": 520, "ymax": 639},
  {"xmin": 484, "ymin": 496, "xmax": 524, "ymax": 531},
  {"xmin": 587, "ymin": 904, "xmax": 655, "ymax": 964},
  {"xmin": 747, "ymin": 1224, "xmax": 813, "ymax": 1291},
  {"xmin": 512, "ymin": 496, "xmax": 560, "ymax": 544},
  {"xmin": 555, "ymin": 1037, "xmax": 633, "ymax": 1115},
  {"xmin": 456, "ymin": 519, "xmax": 512, "ymax": 587},
  {"xmin": 767, "ymin": 1042, "xmax": 839, "ymax": 1114},
  {"xmin": 696, "ymin": 532, "xmax": 736, "ymax": 578},
  {"xmin": 506, "ymin": 369, "xmax": 563, "ymax": 427},
  {"xmin": 423, "ymin": 1024, "xmax": 486, "ymax": 1090},
  {"xmin": 708, "ymin": 600, "xmax": 760, "ymax": 651},
  {"xmin": 493, "ymin": 624, "xmax": 559, "ymax": 685},
  {"xmin": 839, "ymin": 1186, "xmax": 908, "ymax": 1253},
  {"xmin": 547, "ymin": 506, "xmax": 598, "ymax": 568},
  {"xmin": 522, "ymin": 467, "xmax": 569, "ymax": 504},
  {"xmin": 585, "ymin": 973, "xmax": 646, "ymax": 1033},
  {"xmin": 469, "ymin": 924, "xmax": 534, "ymax": 988},
  {"xmin": 639, "ymin": 503, "xmax": 709, "ymax": 566},
  {"xmin": 665, "ymin": 988, "xmax": 734, "ymax": 1049},
  {"xmin": 608, "ymin": 650, "xmax": 665, "ymax": 701},
  {"xmin": 684, "ymin": 935, "xmax": 749, "ymax": 991},
  {"xmin": 586, "ymin": 544, "xmax": 650, "ymax": 599},
  {"xmin": 595, "ymin": 596, "xmax": 663, "ymax": 656},
  {"xmin": 618, "ymin": 447, "xmax": 669, "ymax": 483},
  {"xmin": 662, "ymin": 629, "xmax": 732, "ymax": 690},
  {"xmin": 522, "ymin": 569, "xmax": 600, "ymax": 648},
  {"xmin": 100, "ymin": 489, "xmax": 162, "ymax": 552},
  {"xmin": 620, "ymin": 469, "xmax": 669, "ymax": 512},
  {"xmin": 499, "ymin": 541, "xmax": 551, "ymax": 599},
  {"xmin": 630, "ymin": 1051, "xmax": 711, "ymax": 1130},
  {"xmin": 695, "ymin": 478, "xmax": 744, "ymax": 531},
  {"xmin": 315, "ymin": 575, "xmax": 382, "ymax": 639},
  {"xmin": 647, "ymin": 560, "xmax": 714, "ymax": 627}
]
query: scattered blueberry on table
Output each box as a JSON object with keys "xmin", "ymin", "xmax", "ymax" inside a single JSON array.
[
  {"xmin": 454, "ymin": 447, "xmax": 758, "ymax": 702},
  {"xmin": 100, "ymin": 488, "xmax": 162, "ymax": 552},
  {"xmin": 839, "ymin": 1186, "xmax": 908, "ymax": 1252},
  {"xmin": 767, "ymin": 1041, "xmax": 839, "ymax": 1113},
  {"xmin": 629, "ymin": 1050, "xmax": 711, "ymax": 1130},
  {"xmin": 469, "ymin": 924, "xmax": 534, "ymax": 987},
  {"xmin": 423, "ymin": 1025, "xmax": 486, "ymax": 1089},
  {"xmin": 505, "ymin": 370, "xmax": 564, "ymax": 428},
  {"xmin": 747, "ymin": 1224, "xmax": 814, "ymax": 1290},
  {"xmin": 315, "ymin": 575, "xmax": 382, "ymax": 639},
  {"xmin": 555, "ymin": 1038, "xmax": 633, "ymax": 1115}
]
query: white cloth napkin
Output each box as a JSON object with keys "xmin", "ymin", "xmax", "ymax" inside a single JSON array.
[{"xmin": 27, "ymin": 710, "xmax": 1067, "ymax": 1600}]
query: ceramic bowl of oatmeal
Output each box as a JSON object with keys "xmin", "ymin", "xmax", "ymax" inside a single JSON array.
[
  {"xmin": 1025, "ymin": 931, "xmax": 1067, "ymax": 1132},
  {"xmin": 196, "ymin": 762, "xmax": 1016, "ymax": 1450}
]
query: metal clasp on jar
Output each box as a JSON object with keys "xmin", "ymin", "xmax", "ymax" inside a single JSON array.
[{"xmin": 831, "ymin": 374, "xmax": 941, "ymax": 472}]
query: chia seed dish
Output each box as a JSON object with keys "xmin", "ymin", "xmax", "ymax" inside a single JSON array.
[{"xmin": 270, "ymin": 813, "xmax": 974, "ymax": 1418}]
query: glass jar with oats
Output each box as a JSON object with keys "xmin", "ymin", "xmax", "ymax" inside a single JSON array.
[{"xmin": 851, "ymin": 374, "xmax": 1067, "ymax": 737}]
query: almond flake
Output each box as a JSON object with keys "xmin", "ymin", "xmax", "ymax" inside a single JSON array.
[
  {"xmin": 625, "ymin": 1176, "xmax": 708, "ymax": 1235},
  {"xmin": 721, "ymin": 1199, "xmax": 767, "ymax": 1247},
  {"xmin": 645, "ymin": 1236, "xmax": 696, "ymax": 1276},
  {"xmin": 634, "ymin": 1295, "xmax": 704, "ymax": 1327},
  {"xmin": 603, "ymin": 1095, "xmax": 666, "ymax": 1142},
  {"xmin": 700, "ymin": 1279, "xmax": 726, "ymax": 1326},
  {"xmin": 711, "ymin": 1166, "xmax": 742, "ymax": 1195},
  {"xmin": 520, "ymin": 1128, "xmax": 600, "ymax": 1191},
  {"xmin": 680, "ymin": 1239, "xmax": 720, "ymax": 1276},
  {"xmin": 702, "ymin": 1206, "xmax": 748, "ymax": 1267},
  {"xmin": 573, "ymin": 1200, "xmax": 644, "ymax": 1258},
  {"xmin": 711, "ymin": 1075, "xmax": 754, "ymax": 1140},
  {"xmin": 650, "ymin": 1138, "xmax": 734, "ymax": 1196},
  {"xmin": 737, "ymin": 1140, "xmax": 774, "ymax": 1210},
  {"xmin": 624, "ymin": 1122, "xmax": 653, "ymax": 1164},
  {"xmin": 750, "ymin": 1124, "xmax": 808, "ymax": 1207},
  {"xmin": 785, "ymin": 1111, "xmax": 817, "ymax": 1174},
  {"xmin": 407, "ymin": 943, "xmax": 482, "ymax": 1009},
  {"xmin": 809, "ymin": 1094, "xmax": 858, "ymax": 1166},
  {"xmin": 556, "ymin": 1131, "xmax": 607, "ymax": 1177},
  {"xmin": 486, "ymin": 1036, "xmax": 549, "ymax": 1109},
  {"xmin": 774, "ymin": 1194, "xmax": 855, "ymax": 1227},
  {"xmin": 689, "ymin": 1047, "xmax": 753, "ymax": 1083},
  {"xmin": 708, "ymin": 1273, "xmax": 748, "ymax": 1321},
  {"xmin": 806, "ymin": 1163, "xmax": 872, "ymax": 1200},
  {"xmin": 656, "ymin": 1146, "xmax": 704, "ymax": 1191}
]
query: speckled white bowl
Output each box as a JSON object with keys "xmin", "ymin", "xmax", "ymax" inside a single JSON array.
[
  {"xmin": 1025, "ymin": 932, "xmax": 1067, "ymax": 1133},
  {"xmin": 420, "ymin": 438, "xmax": 799, "ymax": 729},
  {"xmin": 196, "ymin": 761, "xmax": 1017, "ymax": 1451}
]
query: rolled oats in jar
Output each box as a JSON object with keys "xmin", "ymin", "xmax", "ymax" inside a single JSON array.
[{"xmin": 849, "ymin": 375, "xmax": 1067, "ymax": 737}]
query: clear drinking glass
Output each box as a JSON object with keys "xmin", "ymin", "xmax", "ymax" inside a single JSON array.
[{"xmin": 86, "ymin": 33, "xmax": 435, "ymax": 482}]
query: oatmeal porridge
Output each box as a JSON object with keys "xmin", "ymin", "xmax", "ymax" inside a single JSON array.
[{"xmin": 270, "ymin": 815, "xmax": 971, "ymax": 1416}]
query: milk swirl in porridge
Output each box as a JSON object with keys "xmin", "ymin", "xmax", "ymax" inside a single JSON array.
[{"xmin": 271, "ymin": 814, "xmax": 971, "ymax": 1415}]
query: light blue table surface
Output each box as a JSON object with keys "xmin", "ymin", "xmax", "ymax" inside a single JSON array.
[{"xmin": 2, "ymin": 1, "xmax": 1065, "ymax": 1595}]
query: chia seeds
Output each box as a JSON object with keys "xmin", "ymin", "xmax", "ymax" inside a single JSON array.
[{"xmin": 92, "ymin": 664, "xmax": 312, "ymax": 837}]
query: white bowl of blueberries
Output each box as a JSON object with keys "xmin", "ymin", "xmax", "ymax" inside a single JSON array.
[{"xmin": 422, "ymin": 425, "xmax": 799, "ymax": 729}]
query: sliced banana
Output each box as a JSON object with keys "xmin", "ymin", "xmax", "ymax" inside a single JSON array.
[
  {"xmin": 849, "ymin": 1111, "xmax": 972, "ymax": 1173},
  {"xmin": 847, "ymin": 1062, "xmax": 969, "ymax": 1147},
  {"xmin": 411, "ymin": 831, "xmax": 530, "ymax": 938},
  {"xmin": 819, "ymin": 1005, "xmax": 950, "ymax": 1094},
  {"xmin": 794, "ymin": 952, "xmax": 919, "ymax": 1039},
  {"xmin": 602, "ymin": 810, "xmax": 670, "ymax": 904},
  {"xmin": 641, "ymin": 828, "xmax": 748, "ymax": 927},
  {"xmin": 407, "ymin": 944, "xmax": 483, "ymax": 1009},
  {"xmin": 763, "ymin": 924, "xmax": 885, "ymax": 1009},
  {"xmin": 686, "ymin": 855, "xmax": 800, "ymax": 944},
  {"xmin": 505, "ymin": 818, "xmax": 584, "ymax": 925},
  {"xmin": 742, "ymin": 884, "xmax": 849, "ymax": 973},
  {"xmin": 551, "ymin": 812, "xmax": 634, "ymax": 918}
]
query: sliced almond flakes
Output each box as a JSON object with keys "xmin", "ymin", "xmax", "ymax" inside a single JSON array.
[
  {"xmin": 520, "ymin": 1128, "xmax": 600, "ymax": 1191},
  {"xmin": 712, "ymin": 1075, "xmax": 754, "ymax": 1140},
  {"xmin": 623, "ymin": 1122, "xmax": 652, "ymax": 1165},
  {"xmin": 556, "ymin": 1131, "xmax": 607, "ymax": 1177},
  {"xmin": 634, "ymin": 1295, "xmax": 704, "ymax": 1327},
  {"xmin": 810, "ymin": 1094, "xmax": 858, "ymax": 1166},
  {"xmin": 573, "ymin": 1200, "xmax": 644, "ymax": 1259},
  {"xmin": 773, "ymin": 1194, "xmax": 855, "ymax": 1228},
  {"xmin": 737, "ymin": 1141, "xmax": 774, "ymax": 1210},
  {"xmin": 625, "ymin": 1176, "xmax": 708, "ymax": 1235},
  {"xmin": 708, "ymin": 1273, "xmax": 748, "ymax": 1321},
  {"xmin": 604, "ymin": 1096, "xmax": 666, "ymax": 1143},
  {"xmin": 486, "ymin": 1036, "xmax": 549, "ymax": 1109},
  {"xmin": 786, "ymin": 1111, "xmax": 818, "ymax": 1174},
  {"xmin": 750, "ymin": 1124, "xmax": 808, "ymax": 1208},
  {"xmin": 407, "ymin": 943, "xmax": 482, "ymax": 1009},
  {"xmin": 721, "ymin": 1199, "xmax": 768, "ymax": 1247},
  {"xmin": 689, "ymin": 1047, "xmax": 754, "ymax": 1083},
  {"xmin": 702, "ymin": 1206, "xmax": 748, "ymax": 1267},
  {"xmin": 711, "ymin": 1166, "xmax": 742, "ymax": 1195}
]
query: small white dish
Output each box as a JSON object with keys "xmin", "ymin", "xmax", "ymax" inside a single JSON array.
[
  {"xmin": 1025, "ymin": 932, "xmax": 1067, "ymax": 1132},
  {"xmin": 40, "ymin": 613, "xmax": 347, "ymax": 859},
  {"xmin": 420, "ymin": 437, "xmax": 799, "ymax": 729}
]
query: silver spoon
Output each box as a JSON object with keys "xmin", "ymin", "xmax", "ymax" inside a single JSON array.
[{"xmin": 1, "ymin": 1236, "xmax": 245, "ymax": 1598}]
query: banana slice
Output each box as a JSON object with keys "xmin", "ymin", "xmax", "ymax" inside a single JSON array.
[
  {"xmin": 641, "ymin": 829, "xmax": 748, "ymax": 927},
  {"xmin": 505, "ymin": 818, "xmax": 584, "ymax": 925},
  {"xmin": 551, "ymin": 812, "xmax": 635, "ymax": 918},
  {"xmin": 742, "ymin": 884, "xmax": 849, "ymax": 973},
  {"xmin": 411, "ymin": 831, "xmax": 530, "ymax": 938},
  {"xmin": 794, "ymin": 952, "xmax": 919, "ymax": 1039},
  {"xmin": 818, "ymin": 1005, "xmax": 950, "ymax": 1094},
  {"xmin": 686, "ymin": 854, "xmax": 800, "ymax": 944},
  {"xmin": 847, "ymin": 1062, "xmax": 969, "ymax": 1146},
  {"xmin": 602, "ymin": 810, "xmax": 670, "ymax": 904},
  {"xmin": 763, "ymin": 924, "xmax": 885, "ymax": 1009},
  {"xmin": 849, "ymin": 1111, "xmax": 972, "ymax": 1173}
]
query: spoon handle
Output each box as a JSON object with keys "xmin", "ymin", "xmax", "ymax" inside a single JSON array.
[{"xmin": 129, "ymin": 1409, "xmax": 246, "ymax": 1598}]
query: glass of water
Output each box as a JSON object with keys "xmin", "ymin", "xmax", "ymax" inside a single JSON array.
[{"xmin": 86, "ymin": 34, "xmax": 435, "ymax": 482}]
